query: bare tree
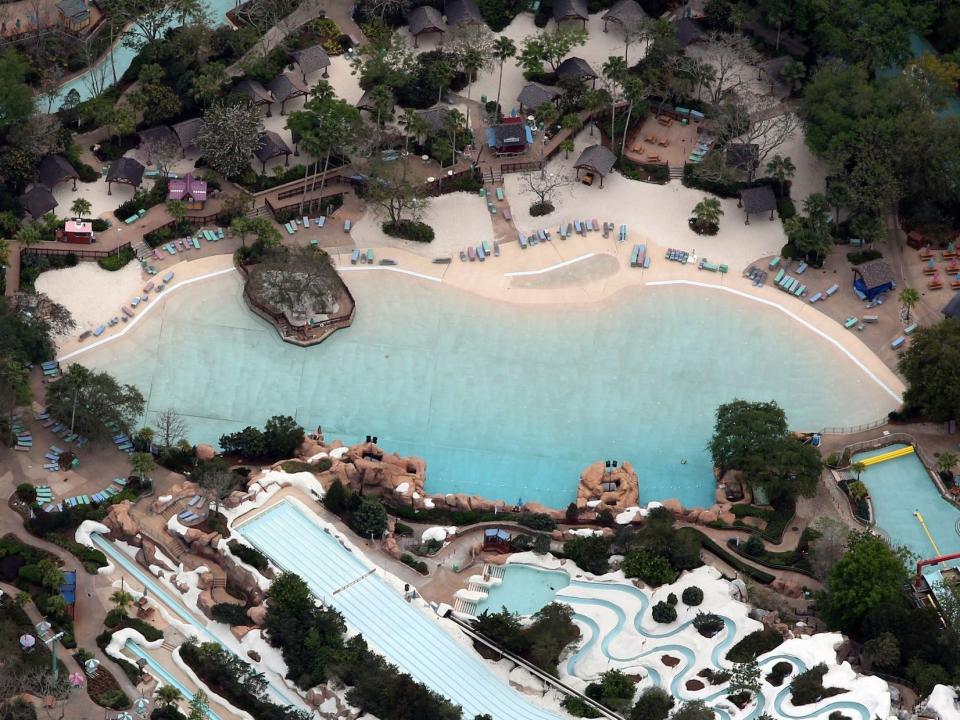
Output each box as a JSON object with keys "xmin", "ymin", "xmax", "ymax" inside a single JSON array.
[
  {"xmin": 362, "ymin": 159, "xmax": 429, "ymax": 225},
  {"xmin": 246, "ymin": 247, "xmax": 341, "ymax": 321},
  {"xmin": 198, "ymin": 469, "xmax": 236, "ymax": 514},
  {"xmin": 356, "ymin": 0, "xmax": 410, "ymax": 20},
  {"xmin": 12, "ymin": 293, "xmax": 75, "ymax": 336},
  {"xmin": 809, "ymin": 517, "xmax": 851, "ymax": 583},
  {"xmin": 82, "ymin": 46, "xmax": 111, "ymax": 100},
  {"xmin": 518, "ymin": 169, "xmax": 572, "ymax": 213},
  {"xmin": 155, "ymin": 407, "xmax": 188, "ymax": 448},
  {"xmin": 699, "ymin": 32, "xmax": 759, "ymax": 105},
  {"xmin": 142, "ymin": 134, "xmax": 181, "ymax": 176},
  {"xmin": 715, "ymin": 94, "xmax": 800, "ymax": 165}
]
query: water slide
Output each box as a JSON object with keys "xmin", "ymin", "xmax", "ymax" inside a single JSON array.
[
  {"xmin": 125, "ymin": 640, "xmax": 223, "ymax": 720},
  {"xmin": 859, "ymin": 445, "xmax": 914, "ymax": 466}
]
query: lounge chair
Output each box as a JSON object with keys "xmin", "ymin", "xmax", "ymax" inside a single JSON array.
[
  {"xmin": 843, "ymin": 317, "xmax": 859, "ymax": 329},
  {"xmin": 284, "ymin": 223, "xmax": 295, "ymax": 235},
  {"xmin": 905, "ymin": 323, "xmax": 918, "ymax": 335},
  {"xmin": 825, "ymin": 284, "xmax": 839, "ymax": 296},
  {"xmin": 808, "ymin": 292, "xmax": 822, "ymax": 303},
  {"xmin": 774, "ymin": 268, "xmax": 784, "ymax": 284},
  {"xmin": 796, "ymin": 262, "xmax": 807, "ymax": 274},
  {"xmin": 317, "ymin": 216, "xmax": 326, "ymax": 228},
  {"xmin": 496, "ymin": 188, "xmax": 505, "ymax": 201},
  {"xmin": 344, "ymin": 220, "xmax": 352, "ymax": 232},
  {"xmin": 768, "ymin": 257, "xmax": 781, "ymax": 270},
  {"xmin": 891, "ymin": 336, "xmax": 906, "ymax": 349}
]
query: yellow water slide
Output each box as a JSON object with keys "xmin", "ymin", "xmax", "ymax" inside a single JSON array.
[{"xmin": 860, "ymin": 445, "xmax": 915, "ymax": 467}]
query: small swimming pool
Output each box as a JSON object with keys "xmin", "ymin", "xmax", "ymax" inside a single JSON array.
[
  {"xmin": 854, "ymin": 444, "xmax": 960, "ymax": 559},
  {"xmin": 474, "ymin": 564, "xmax": 570, "ymax": 616}
]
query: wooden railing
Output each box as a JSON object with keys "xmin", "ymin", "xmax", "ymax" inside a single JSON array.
[{"xmin": 20, "ymin": 241, "xmax": 131, "ymax": 261}]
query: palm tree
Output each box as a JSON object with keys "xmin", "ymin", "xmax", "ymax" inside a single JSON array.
[
  {"xmin": 492, "ymin": 37, "xmax": 516, "ymax": 120},
  {"xmin": 70, "ymin": 197, "xmax": 92, "ymax": 220},
  {"xmin": 619, "ymin": 76, "xmax": 646, "ymax": 156},
  {"xmin": 110, "ymin": 589, "xmax": 134, "ymax": 614},
  {"xmin": 14, "ymin": 222, "xmax": 43, "ymax": 250},
  {"xmin": 166, "ymin": 200, "xmax": 187, "ymax": 226},
  {"xmin": 938, "ymin": 452, "xmax": 959, "ymax": 482},
  {"xmin": 156, "ymin": 685, "xmax": 182, "ymax": 709},
  {"xmin": 765, "ymin": 155, "xmax": 795, "ymax": 195},
  {"xmin": 130, "ymin": 451, "xmax": 156, "ymax": 484},
  {"xmin": 690, "ymin": 58, "xmax": 716, "ymax": 101},
  {"xmin": 583, "ymin": 90, "xmax": 607, "ymax": 136},
  {"xmin": 899, "ymin": 287, "xmax": 919, "ymax": 323},
  {"xmin": 602, "ymin": 56, "xmax": 627, "ymax": 142},
  {"xmin": 445, "ymin": 109, "xmax": 466, "ymax": 167},
  {"xmin": 561, "ymin": 113, "xmax": 583, "ymax": 137},
  {"xmin": 398, "ymin": 108, "xmax": 418, "ymax": 153},
  {"xmin": 691, "ymin": 197, "xmax": 723, "ymax": 232},
  {"xmin": 559, "ymin": 138, "xmax": 575, "ymax": 158},
  {"xmin": 779, "ymin": 60, "xmax": 806, "ymax": 94},
  {"xmin": 460, "ymin": 47, "xmax": 486, "ymax": 130},
  {"xmin": 850, "ymin": 460, "xmax": 867, "ymax": 481}
]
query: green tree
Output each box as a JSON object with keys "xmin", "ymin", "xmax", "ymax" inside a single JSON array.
[
  {"xmin": 187, "ymin": 689, "xmax": 208, "ymax": 720},
  {"xmin": 780, "ymin": 59, "xmax": 806, "ymax": 93},
  {"xmin": 263, "ymin": 415, "xmax": 304, "ymax": 457},
  {"xmin": 492, "ymin": 36, "xmax": 516, "ymax": 118},
  {"xmin": 850, "ymin": 460, "xmax": 867, "ymax": 481},
  {"xmin": 190, "ymin": 62, "xmax": 228, "ymax": 106},
  {"xmin": 166, "ymin": 200, "xmax": 187, "ymax": 225},
  {"xmin": 817, "ymin": 531, "xmax": 910, "ymax": 634},
  {"xmin": 812, "ymin": 0, "xmax": 920, "ymax": 72},
  {"xmin": 38, "ymin": 558, "xmax": 64, "ymax": 590},
  {"xmin": 197, "ymin": 99, "xmax": 264, "ymax": 178},
  {"xmin": 602, "ymin": 55, "xmax": 627, "ymax": 142},
  {"xmin": 350, "ymin": 497, "xmax": 388, "ymax": 538},
  {"xmin": 0, "ymin": 355, "xmax": 31, "ymax": 422},
  {"xmin": 630, "ymin": 686, "xmax": 674, "ymax": 720},
  {"xmin": 323, "ymin": 479, "xmax": 350, "ymax": 515},
  {"xmin": 563, "ymin": 535, "xmax": 611, "ymax": 575},
  {"xmin": 861, "ymin": 631, "xmax": 900, "ymax": 671},
  {"xmin": 130, "ymin": 452, "xmax": 156, "ymax": 483},
  {"xmin": 621, "ymin": 548, "xmax": 677, "ymax": 586},
  {"xmin": 0, "ymin": 49, "xmax": 34, "ymax": 130},
  {"xmin": 938, "ymin": 451, "xmax": 958, "ymax": 481},
  {"xmin": 45, "ymin": 364, "xmax": 146, "ymax": 441},
  {"xmin": 708, "ymin": 399, "xmax": 789, "ymax": 476},
  {"xmin": 671, "ymin": 701, "xmax": 714, "ymax": 720},
  {"xmin": 730, "ymin": 659, "xmax": 761, "ymax": 696},
  {"xmin": 765, "ymin": 154, "xmax": 795, "ymax": 195},
  {"xmin": 45, "ymin": 594, "xmax": 68, "ymax": 619},
  {"xmin": 69, "ymin": 197, "xmax": 92, "ymax": 219},
  {"xmin": 899, "ymin": 287, "xmax": 919, "ymax": 323},
  {"xmin": 110, "ymin": 589, "xmax": 135, "ymax": 614},
  {"xmin": 691, "ymin": 196, "xmax": 723, "ymax": 232},
  {"xmin": 428, "ymin": 55, "xmax": 456, "ymax": 105},
  {"xmin": 518, "ymin": 27, "xmax": 588, "ymax": 74},
  {"xmin": 14, "ymin": 222, "xmax": 43, "ymax": 251},
  {"xmin": 898, "ymin": 319, "xmax": 960, "ymax": 421},
  {"xmin": 155, "ymin": 685, "xmax": 183, "ymax": 708}
]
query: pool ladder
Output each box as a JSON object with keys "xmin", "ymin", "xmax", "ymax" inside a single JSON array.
[{"xmin": 453, "ymin": 564, "xmax": 506, "ymax": 616}]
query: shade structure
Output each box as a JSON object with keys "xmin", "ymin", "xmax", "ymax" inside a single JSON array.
[{"xmin": 19, "ymin": 634, "xmax": 35, "ymax": 650}]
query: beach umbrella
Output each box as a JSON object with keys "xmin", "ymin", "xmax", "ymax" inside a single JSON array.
[
  {"xmin": 69, "ymin": 672, "xmax": 84, "ymax": 688},
  {"xmin": 116, "ymin": 712, "xmax": 133, "ymax": 720},
  {"xmin": 84, "ymin": 658, "xmax": 100, "ymax": 675},
  {"xmin": 19, "ymin": 634, "xmax": 35, "ymax": 651},
  {"xmin": 133, "ymin": 697, "xmax": 149, "ymax": 715}
]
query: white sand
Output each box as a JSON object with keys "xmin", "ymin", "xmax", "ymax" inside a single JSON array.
[
  {"xmin": 36, "ymin": 261, "xmax": 146, "ymax": 332},
  {"xmin": 351, "ymin": 190, "xmax": 496, "ymax": 257},
  {"xmin": 503, "ymin": 129, "xmax": 787, "ymax": 270},
  {"xmin": 52, "ymin": 174, "xmax": 136, "ymax": 221},
  {"xmin": 775, "ymin": 126, "xmax": 827, "ymax": 206}
]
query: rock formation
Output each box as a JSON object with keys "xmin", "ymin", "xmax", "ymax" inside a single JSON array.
[
  {"xmin": 297, "ymin": 438, "xmax": 427, "ymax": 499},
  {"xmin": 576, "ymin": 461, "xmax": 639, "ymax": 513},
  {"xmin": 102, "ymin": 501, "xmax": 141, "ymax": 545}
]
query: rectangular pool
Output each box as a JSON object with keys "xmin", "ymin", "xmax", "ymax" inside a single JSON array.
[
  {"xmin": 237, "ymin": 500, "xmax": 564, "ymax": 720},
  {"xmin": 854, "ymin": 444, "xmax": 960, "ymax": 559}
]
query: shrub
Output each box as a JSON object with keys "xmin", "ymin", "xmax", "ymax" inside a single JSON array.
[
  {"xmin": 825, "ymin": 452, "xmax": 841, "ymax": 467},
  {"xmin": 211, "ymin": 602, "xmax": 249, "ymax": 626},
  {"xmin": 91, "ymin": 218, "xmax": 110, "ymax": 232},
  {"xmin": 777, "ymin": 197, "xmax": 796, "ymax": 220},
  {"xmin": 393, "ymin": 522, "xmax": 413, "ymax": 536},
  {"xmin": 698, "ymin": 668, "xmax": 731, "ymax": 685},
  {"xmin": 98, "ymin": 246, "xmax": 135, "ymax": 271},
  {"xmin": 95, "ymin": 690, "xmax": 131, "ymax": 709},
  {"xmin": 530, "ymin": 201, "xmax": 554, "ymax": 216},
  {"xmin": 563, "ymin": 535, "xmax": 611, "ymax": 575},
  {"xmin": 667, "ymin": 592, "xmax": 678, "ymax": 605},
  {"xmin": 789, "ymin": 663, "xmax": 845, "ymax": 705},
  {"xmin": 400, "ymin": 553, "xmax": 428, "ymax": 574},
  {"xmin": 692, "ymin": 612, "xmax": 725, "ymax": 636},
  {"xmin": 682, "ymin": 586, "xmax": 703, "ymax": 606},
  {"xmin": 561, "ymin": 696, "xmax": 601, "ymax": 718},
  {"xmin": 15, "ymin": 483, "xmax": 36, "ymax": 504},
  {"xmin": 517, "ymin": 512, "xmax": 556, "ymax": 531},
  {"xmin": 743, "ymin": 534, "xmax": 765, "ymax": 556},
  {"xmin": 766, "ymin": 660, "xmax": 793, "ymax": 686},
  {"xmin": 727, "ymin": 628, "xmax": 784, "ymax": 662},
  {"xmin": 621, "ymin": 548, "xmax": 677, "ymax": 586},
  {"xmin": 651, "ymin": 600, "xmax": 677, "ymax": 624},
  {"xmin": 280, "ymin": 458, "xmax": 332, "ymax": 474},
  {"xmin": 43, "ymin": 533, "xmax": 108, "ymax": 573},
  {"xmin": 76, "ymin": 162, "xmax": 100, "ymax": 183},
  {"xmin": 846, "ymin": 249, "xmax": 883, "ymax": 264},
  {"xmin": 382, "ymin": 219, "xmax": 434, "ymax": 242},
  {"xmin": 630, "ymin": 686, "xmax": 674, "ymax": 720}
]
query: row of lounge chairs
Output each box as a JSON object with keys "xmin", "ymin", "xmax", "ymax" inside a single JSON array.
[
  {"xmin": 631, "ymin": 245, "xmax": 650, "ymax": 269},
  {"xmin": 479, "ymin": 187, "xmax": 506, "ymax": 215},
  {"xmin": 744, "ymin": 267, "xmax": 767, "ymax": 286},
  {"xmin": 807, "ymin": 284, "xmax": 839, "ymax": 304},
  {"xmin": 39, "ymin": 408, "xmax": 88, "ymax": 449},
  {"xmin": 178, "ymin": 494, "xmax": 207, "ymax": 523},
  {"xmin": 460, "ymin": 241, "xmax": 500, "ymax": 262},
  {"xmin": 351, "ymin": 248, "xmax": 376, "ymax": 264},
  {"xmin": 44, "ymin": 478, "xmax": 129, "ymax": 513},
  {"xmin": 12, "ymin": 413, "xmax": 32, "ymax": 452},
  {"xmin": 773, "ymin": 268, "xmax": 806, "ymax": 297},
  {"xmin": 666, "ymin": 248, "xmax": 689, "ymax": 263},
  {"xmin": 284, "ymin": 216, "xmax": 327, "ymax": 235},
  {"xmin": 83, "ymin": 272, "xmax": 176, "ymax": 341}
]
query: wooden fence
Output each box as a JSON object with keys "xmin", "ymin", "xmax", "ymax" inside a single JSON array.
[{"xmin": 20, "ymin": 242, "xmax": 131, "ymax": 261}]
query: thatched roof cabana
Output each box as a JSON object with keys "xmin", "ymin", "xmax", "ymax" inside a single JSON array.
[
  {"xmin": 408, "ymin": 5, "xmax": 446, "ymax": 46},
  {"xmin": 38, "ymin": 155, "xmax": 79, "ymax": 191},
  {"xmin": 556, "ymin": 57, "xmax": 597, "ymax": 86},
  {"xmin": 267, "ymin": 73, "xmax": 309, "ymax": 115},
  {"xmin": 738, "ymin": 186, "xmax": 776, "ymax": 223},
  {"xmin": 234, "ymin": 79, "xmax": 275, "ymax": 115},
  {"xmin": 254, "ymin": 131, "xmax": 292, "ymax": 173},
  {"xmin": 602, "ymin": 0, "xmax": 647, "ymax": 31},
  {"xmin": 172, "ymin": 118, "xmax": 203, "ymax": 152},
  {"xmin": 138, "ymin": 125, "xmax": 179, "ymax": 163},
  {"xmin": 553, "ymin": 0, "xmax": 588, "ymax": 27},
  {"xmin": 574, "ymin": 144, "xmax": 616, "ymax": 186},
  {"xmin": 517, "ymin": 83, "xmax": 560, "ymax": 113},
  {"xmin": 105, "ymin": 157, "xmax": 145, "ymax": 195},
  {"xmin": 20, "ymin": 185, "xmax": 57, "ymax": 219},
  {"xmin": 417, "ymin": 106, "xmax": 450, "ymax": 133},
  {"xmin": 291, "ymin": 45, "xmax": 331, "ymax": 80}
]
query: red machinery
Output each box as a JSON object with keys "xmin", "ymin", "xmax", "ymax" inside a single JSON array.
[{"xmin": 915, "ymin": 552, "xmax": 960, "ymax": 588}]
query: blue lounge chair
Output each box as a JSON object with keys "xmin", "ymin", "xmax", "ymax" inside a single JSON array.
[
  {"xmin": 796, "ymin": 262, "xmax": 808, "ymax": 274},
  {"xmin": 808, "ymin": 292, "xmax": 822, "ymax": 303},
  {"xmin": 891, "ymin": 336, "xmax": 905, "ymax": 349},
  {"xmin": 496, "ymin": 188, "xmax": 505, "ymax": 201},
  {"xmin": 163, "ymin": 271, "xmax": 174, "ymax": 283},
  {"xmin": 317, "ymin": 216, "xmax": 326, "ymax": 228},
  {"xmin": 344, "ymin": 220, "xmax": 352, "ymax": 232}
]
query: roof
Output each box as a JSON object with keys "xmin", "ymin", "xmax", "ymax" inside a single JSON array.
[
  {"xmin": 409, "ymin": 5, "xmax": 446, "ymax": 36},
  {"xmin": 855, "ymin": 259, "xmax": 895, "ymax": 289},
  {"xmin": 944, "ymin": 295, "xmax": 960, "ymax": 318},
  {"xmin": 517, "ymin": 82, "xmax": 560, "ymax": 109},
  {"xmin": 65, "ymin": 220, "xmax": 92, "ymax": 233},
  {"xmin": 168, "ymin": 173, "xmax": 208, "ymax": 202},
  {"xmin": 37, "ymin": 155, "xmax": 78, "ymax": 189},
  {"xmin": 292, "ymin": 45, "xmax": 331, "ymax": 74},
  {"xmin": 739, "ymin": 185, "xmax": 777, "ymax": 215},
  {"xmin": 490, "ymin": 123, "xmax": 528, "ymax": 147},
  {"xmin": 19, "ymin": 185, "xmax": 57, "ymax": 218},
  {"xmin": 675, "ymin": 17, "xmax": 705, "ymax": 46},
  {"xmin": 267, "ymin": 73, "xmax": 309, "ymax": 103},
  {"xmin": 172, "ymin": 117, "xmax": 203, "ymax": 151},
  {"xmin": 357, "ymin": 87, "xmax": 395, "ymax": 113},
  {"xmin": 444, "ymin": 0, "xmax": 482, "ymax": 26},
  {"xmin": 138, "ymin": 124, "xmax": 177, "ymax": 148},
  {"xmin": 556, "ymin": 57, "xmax": 597, "ymax": 80},
  {"xmin": 254, "ymin": 131, "xmax": 292, "ymax": 163},
  {"xmin": 105, "ymin": 157, "xmax": 145, "ymax": 187},
  {"xmin": 553, "ymin": 0, "xmax": 588, "ymax": 21},
  {"xmin": 574, "ymin": 144, "xmax": 617, "ymax": 176},
  {"xmin": 234, "ymin": 79, "xmax": 274, "ymax": 105},
  {"xmin": 602, "ymin": 0, "xmax": 648, "ymax": 26},
  {"xmin": 726, "ymin": 142, "xmax": 759, "ymax": 172},
  {"xmin": 416, "ymin": 106, "xmax": 450, "ymax": 133},
  {"xmin": 56, "ymin": 0, "xmax": 88, "ymax": 20}
]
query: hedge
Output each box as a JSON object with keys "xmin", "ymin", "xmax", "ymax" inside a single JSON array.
[
  {"xmin": 400, "ymin": 553, "xmax": 428, "ymax": 575},
  {"xmin": 98, "ymin": 246, "xmax": 135, "ymax": 271},
  {"xmin": 678, "ymin": 528, "xmax": 775, "ymax": 584},
  {"xmin": 726, "ymin": 628, "xmax": 784, "ymax": 662},
  {"xmin": 43, "ymin": 533, "xmax": 108, "ymax": 573},
  {"xmin": 382, "ymin": 219, "xmax": 434, "ymax": 243},
  {"xmin": 227, "ymin": 540, "xmax": 270, "ymax": 572}
]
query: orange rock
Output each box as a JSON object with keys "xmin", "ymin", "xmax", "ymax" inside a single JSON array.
[
  {"xmin": 195, "ymin": 444, "xmax": 215, "ymax": 461},
  {"xmin": 698, "ymin": 510, "xmax": 718, "ymax": 524},
  {"xmin": 661, "ymin": 498, "xmax": 683, "ymax": 515}
]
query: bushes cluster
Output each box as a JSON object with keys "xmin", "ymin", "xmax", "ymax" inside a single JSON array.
[
  {"xmin": 563, "ymin": 535, "xmax": 611, "ymax": 575},
  {"xmin": 15, "ymin": 484, "xmax": 36, "ymax": 504},
  {"xmin": 113, "ymin": 180, "xmax": 169, "ymax": 221},
  {"xmin": 400, "ymin": 553, "xmax": 428, "ymax": 574},
  {"xmin": 766, "ymin": 660, "xmax": 793, "ymax": 686},
  {"xmin": 682, "ymin": 586, "xmax": 703, "ymax": 606},
  {"xmin": 516, "ymin": 512, "xmax": 556, "ymax": 531},
  {"xmin": 97, "ymin": 247, "xmax": 135, "ymax": 272},
  {"xmin": 846, "ymin": 249, "xmax": 883, "ymax": 264},
  {"xmin": 471, "ymin": 602, "xmax": 579, "ymax": 673},
  {"xmin": 211, "ymin": 602, "xmax": 250, "ymax": 626},
  {"xmin": 789, "ymin": 663, "xmax": 845, "ymax": 705},
  {"xmin": 382, "ymin": 219, "xmax": 435, "ymax": 243},
  {"xmin": 726, "ymin": 628, "xmax": 784, "ymax": 662},
  {"xmin": 529, "ymin": 201, "xmax": 554, "ymax": 217},
  {"xmin": 42, "ymin": 533, "xmax": 108, "ymax": 573},
  {"xmin": 227, "ymin": 540, "xmax": 270, "ymax": 572},
  {"xmin": 219, "ymin": 415, "xmax": 305, "ymax": 459},
  {"xmin": 621, "ymin": 547, "xmax": 677, "ymax": 587},
  {"xmin": 94, "ymin": 690, "xmax": 131, "ymax": 709},
  {"xmin": 651, "ymin": 601, "xmax": 677, "ymax": 624},
  {"xmin": 692, "ymin": 612, "xmax": 724, "ymax": 636}
]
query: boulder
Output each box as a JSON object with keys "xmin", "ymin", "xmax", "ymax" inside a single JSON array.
[
  {"xmin": 697, "ymin": 510, "xmax": 718, "ymax": 525},
  {"xmin": 196, "ymin": 572, "xmax": 214, "ymax": 591},
  {"xmin": 230, "ymin": 625, "xmax": 251, "ymax": 641},
  {"xmin": 102, "ymin": 501, "xmax": 141, "ymax": 544},
  {"xmin": 197, "ymin": 589, "xmax": 216, "ymax": 618},
  {"xmin": 247, "ymin": 650, "xmax": 261, "ymax": 663},
  {"xmin": 382, "ymin": 534, "xmax": 402, "ymax": 560},
  {"xmin": 508, "ymin": 666, "xmax": 545, "ymax": 695},
  {"xmin": 661, "ymin": 498, "xmax": 683, "ymax": 515},
  {"xmin": 718, "ymin": 511, "xmax": 737, "ymax": 526},
  {"xmin": 246, "ymin": 605, "xmax": 267, "ymax": 626},
  {"xmin": 223, "ymin": 491, "xmax": 247, "ymax": 510},
  {"xmin": 196, "ymin": 444, "xmax": 216, "ymax": 461}
]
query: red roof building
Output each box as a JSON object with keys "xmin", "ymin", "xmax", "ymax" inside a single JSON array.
[{"xmin": 167, "ymin": 174, "xmax": 207, "ymax": 209}]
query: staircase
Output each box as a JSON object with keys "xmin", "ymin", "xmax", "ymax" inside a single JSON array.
[
  {"xmin": 132, "ymin": 239, "xmax": 152, "ymax": 260},
  {"xmin": 668, "ymin": 164, "xmax": 684, "ymax": 181},
  {"xmin": 161, "ymin": 639, "xmax": 177, "ymax": 653},
  {"xmin": 482, "ymin": 166, "xmax": 503, "ymax": 184},
  {"xmin": 453, "ymin": 597, "xmax": 478, "ymax": 615},
  {"xmin": 211, "ymin": 577, "xmax": 227, "ymax": 589}
]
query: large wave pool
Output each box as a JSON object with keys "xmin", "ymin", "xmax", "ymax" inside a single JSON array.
[{"xmin": 78, "ymin": 270, "xmax": 896, "ymax": 508}]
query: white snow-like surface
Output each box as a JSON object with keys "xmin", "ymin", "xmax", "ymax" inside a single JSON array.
[
  {"xmin": 422, "ymin": 526, "xmax": 456, "ymax": 542},
  {"xmin": 423, "ymin": 498, "xmax": 435, "ymax": 509},
  {"xmin": 926, "ymin": 685, "xmax": 960, "ymax": 720},
  {"xmin": 567, "ymin": 528, "xmax": 603, "ymax": 537},
  {"xmin": 75, "ymin": 520, "xmax": 115, "ymax": 573},
  {"xmin": 158, "ymin": 494, "xmax": 172, "ymax": 503},
  {"xmin": 104, "ymin": 628, "xmax": 164, "ymax": 659},
  {"xmin": 306, "ymin": 450, "xmax": 329, "ymax": 463},
  {"xmin": 330, "ymin": 446, "xmax": 349, "ymax": 459},
  {"xmin": 395, "ymin": 482, "xmax": 410, "ymax": 494}
]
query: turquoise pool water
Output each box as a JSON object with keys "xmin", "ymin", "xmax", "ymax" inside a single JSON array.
[
  {"xmin": 854, "ymin": 444, "xmax": 960, "ymax": 559},
  {"xmin": 78, "ymin": 271, "xmax": 895, "ymax": 508},
  {"xmin": 474, "ymin": 564, "xmax": 570, "ymax": 616}
]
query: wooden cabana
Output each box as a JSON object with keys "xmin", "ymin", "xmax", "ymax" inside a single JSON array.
[
  {"xmin": 574, "ymin": 144, "xmax": 617, "ymax": 187},
  {"xmin": 234, "ymin": 79, "xmax": 276, "ymax": 116},
  {"xmin": 291, "ymin": 45, "xmax": 331, "ymax": 81},
  {"xmin": 56, "ymin": 0, "xmax": 89, "ymax": 31},
  {"xmin": 408, "ymin": 5, "xmax": 446, "ymax": 47},
  {"xmin": 105, "ymin": 157, "xmax": 144, "ymax": 196},
  {"xmin": 267, "ymin": 73, "xmax": 309, "ymax": 115},
  {"xmin": 172, "ymin": 117, "xmax": 203, "ymax": 153},
  {"xmin": 517, "ymin": 83, "xmax": 560, "ymax": 115},
  {"xmin": 138, "ymin": 125, "xmax": 179, "ymax": 164},
  {"xmin": 553, "ymin": 0, "xmax": 588, "ymax": 28},
  {"xmin": 556, "ymin": 57, "xmax": 598, "ymax": 87},
  {"xmin": 254, "ymin": 131, "xmax": 292, "ymax": 173},
  {"xmin": 602, "ymin": 0, "xmax": 647, "ymax": 31},
  {"xmin": 19, "ymin": 185, "xmax": 57, "ymax": 219},
  {"xmin": 738, "ymin": 186, "xmax": 776, "ymax": 224},
  {"xmin": 38, "ymin": 155, "xmax": 79, "ymax": 191}
]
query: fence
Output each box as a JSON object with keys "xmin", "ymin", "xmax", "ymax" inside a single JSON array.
[
  {"xmin": 819, "ymin": 416, "xmax": 890, "ymax": 434},
  {"xmin": 20, "ymin": 242, "xmax": 131, "ymax": 262}
]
